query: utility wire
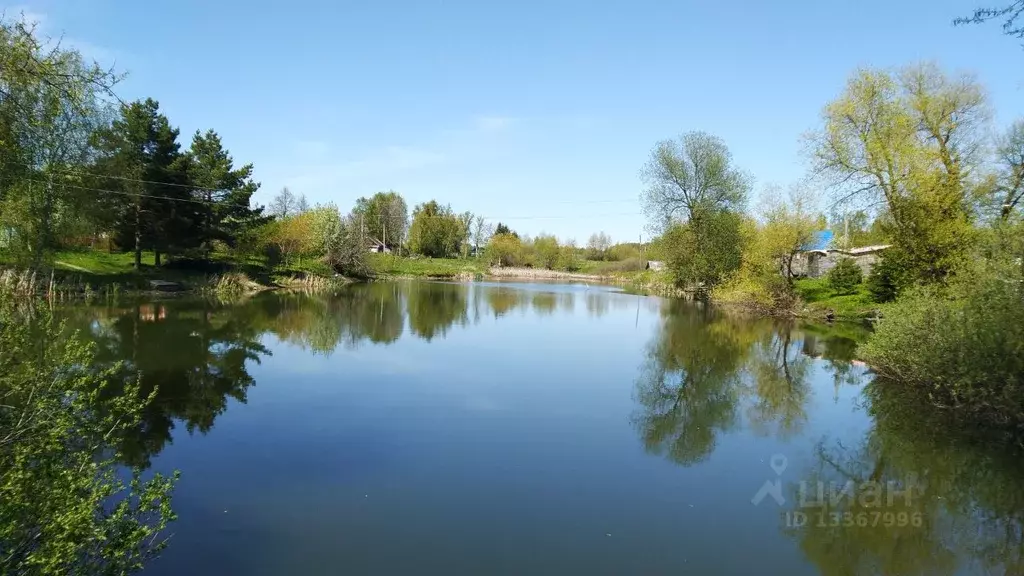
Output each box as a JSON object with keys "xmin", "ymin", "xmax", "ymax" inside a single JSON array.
[{"xmin": 25, "ymin": 179, "xmax": 642, "ymax": 221}]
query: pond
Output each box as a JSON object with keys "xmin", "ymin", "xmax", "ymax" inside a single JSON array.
[{"xmin": 60, "ymin": 280, "xmax": 1024, "ymax": 575}]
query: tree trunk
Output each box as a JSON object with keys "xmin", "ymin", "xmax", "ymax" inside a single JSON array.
[
  {"xmin": 154, "ymin": 251, "xmax": 161, "ymax": 267},
  {"xmin": 134, "ymin": 200, "xmax": 142, "ymax": 270}
]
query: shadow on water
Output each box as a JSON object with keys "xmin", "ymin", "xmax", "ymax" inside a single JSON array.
[{"xmin": 52, "ymin": 281, "xmax": 1024, "ymax": 573}]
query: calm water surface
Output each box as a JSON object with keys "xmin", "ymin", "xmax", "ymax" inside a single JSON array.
[{"xmin": 61, "ymin": 281, "xmax": 1024, "ymax": 575}]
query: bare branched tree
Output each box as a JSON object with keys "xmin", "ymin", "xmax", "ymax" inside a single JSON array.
[{"xmin": 955, "ymin": 1, "xmax": 1024, "ymax": 40}]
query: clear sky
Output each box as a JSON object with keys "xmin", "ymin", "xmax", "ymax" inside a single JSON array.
[{"xmin": 7, "ymin": 0, "xmax": 1024, "ymax": 243}]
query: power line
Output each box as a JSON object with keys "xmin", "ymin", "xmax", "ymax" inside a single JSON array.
[
  {"xmin": 3, "ymin": 160, "xmax": 238, "ymax": 194},
  {"xmin": 25, "ymin": 179, "xmax": 254, "ymax": 209},
  {"xmin": 23, "ymin": 180, "xmax": 643, "ymax": 221}
]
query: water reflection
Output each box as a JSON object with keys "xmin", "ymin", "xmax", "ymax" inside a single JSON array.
[
  {"xmin": 782, "ymin": 380, "xmax": 1024, "ymax": 575},
  {"xmin": 55, "ymin": 281, "xmax": 1024, "ymax": 573},
  {"xmin": 64, "ymin": 301, "xmax": 270, "ymax": 467},
  {"xmin": 632, "ymin": 295, "xmax": 1024, "ymax": 574},
  {"xmin": 631, "ymin": 302, "xmax": 755, "ymax": 464}
]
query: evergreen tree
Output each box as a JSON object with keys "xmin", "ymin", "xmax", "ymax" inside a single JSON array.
[
  {"xmin": 92, "ymin": 99, "xmax": 197, "ymax": 268},
  {"xmin": 184, "ymin": 129, "xmax": 266, "ymax": 253}
]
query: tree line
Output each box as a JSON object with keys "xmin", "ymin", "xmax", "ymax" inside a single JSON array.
[{"xmin": 640, "ymin": 61, "xmax": 1024, "ymax": 432}]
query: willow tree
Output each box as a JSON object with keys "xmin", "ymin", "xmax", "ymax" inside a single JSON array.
[
  {"xmin": 809, "ymin": 63, "xmax": 989, "ymax": 285},
  {"xmin": 0, "ymin": 16, "xmax": 119, "ymax": 265},
  {"xmin": 640, "ymin": 131, "xmax": 750, "ymax": 230},
  {"xmin": 640, "ymin": 131, "xmax": 751, "ymax": 294}
]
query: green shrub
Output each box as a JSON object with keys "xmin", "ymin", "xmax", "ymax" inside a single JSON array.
[
  {"xmin": 0, "ymin": 298, "xmax": 178, "ymax": 573},
  {"xmin": 867, "ymin": 250, "xmax": 911, "ymax": 303},
  {"xmin": 827, "ymin": 257, "xmax": 863, "ymax": 295},
  {"xmin": 859, "ymin": 258, "xmax": 1024, "ymax": 430}
]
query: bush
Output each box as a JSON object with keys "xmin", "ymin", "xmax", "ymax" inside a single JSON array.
[
  {"xmin": 859, "ymin": 258, "xmax": 1024, "ymax": 431},
  {"xmin": 0, "ymin": 299, "xmax": 178, "ymax": 573},
  {"xmin": 827, "ymin": 257, "xmax": 863, "ymax": 295},
  {"xmin": 867, "ymin": 251, "xmax": 910, "ymax": 303}
]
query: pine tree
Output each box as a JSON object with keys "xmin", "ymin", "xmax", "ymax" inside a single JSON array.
[
  {"xmin": 92, "ymin": 99, "xmax": 197, "ymax": 268},
  {"xmin": 184, "ymin": 129, "xmax": 266, "ymax": 253}
]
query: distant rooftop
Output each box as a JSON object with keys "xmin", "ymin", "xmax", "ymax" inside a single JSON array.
[{"xmin": 802, "ymin": 230, "xmax": 834, "ymax": 251}]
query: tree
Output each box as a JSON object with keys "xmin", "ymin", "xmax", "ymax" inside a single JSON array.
[
  {"xmin": 458, "ymin": 211, "xmax": 474, "ymax": 258},
  {"xmin": 828, "ymin": 210, "xmax": 888, "ymax": 249},
  {"xmin": 92, "ymin": 98, "xmax": 196, "ymax": 268},
  {"xmin": 995, "ymin": 120, "xmax": 1024, "ymax": 219},
  {"xmin": 758, "ymin": 183, "xmax": 821, "ymax": 285},
  {"xmin": 0, "ymin": 16, "xmax": 119, "ymax": 266},
  {"xmin": 640, "ymin": 131, "xmax": 750, "ymax": 232},
  {"xmin": 809, "ymin": 63, "xmax": 987, "ymax": 285},
  {"xmin": 351, "ymin": 190, "xmax": 408, "ymax": 250},
  {"xmin": 955, "ymin": 2, "xmax": 1024, "ymax": 40},
  {"xmin": 557, "ymin": 239, "xmax": 581, "ymax": 271},
  {"xmin": 472, "ymin": 215, "xmax": 492, "ymax": 256},
  {"xmin": 267, "ymin": 211, "xmax": 315, "ymax": 265},
  {"xmin": 494, "ymin": 222, "xmax": 518, "ymax": 239},
  {"xmin": 586, "ymin": 231, "xmax": 612, "ymax": 260},
  {"xmin": 534, "ymin": 233, "xmax": 561, "ymax": 269},
  {"xmin": 312, "ymin": 206, "xmax": 368, "ymax": 277},
  {"xmin": 486, "ymin": 233, "xmax": 522, "ymax": 266},
  {"xmin": 827, "ymin": 257, "xmax": 864, "ymax": 295},
  {"xmin": 408, "ymin": 200, "xmax": 464, "ymax": 258},
  {"xmin": 295, "ymin": 193, "xmax": 310, "ymax": 214},
  {"xmin": 0, "ymin": 300, "xmax": 178, "ymax": 574},
  {"xmin": 663, "ymin": 210, "xmax": 745, "ymax": 297},
  {"xmin": 184, "ymin": 129, "xmax": 265, "ymax": 253},
  {"xmin": 269, "ymin": 187, "xmax": 298, "ymax": 218}
]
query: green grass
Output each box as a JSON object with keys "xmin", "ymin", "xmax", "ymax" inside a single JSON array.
[
  {"xmin": 794, "ymin": 277, "xmax": 880, "ymax": 320},
  {"xmin": 575, "ymin": 258, "xmax": 645, "ymax": 275},
  {"xmin": 2, "ymin": 248, "xmax": 347, "ymax": 295},
  {"xmin": 54, "ymin": 250, "xmax": 156, "ymax": 274},
  {"xmin": 368, "ymin": 254, "xmax": 487, "ymax": 278}
]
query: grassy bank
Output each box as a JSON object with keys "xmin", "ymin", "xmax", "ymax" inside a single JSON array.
[
  {"xmin": 0, "ymin": 249, "xmax": 348, "ymax": 298},
  {"xmin": 367, "ymin": 253, "xmax": 487, "ymax": 279},
  {"xmin": 793, "ymin": 277, "xmax": 880, "ymax": 321}
]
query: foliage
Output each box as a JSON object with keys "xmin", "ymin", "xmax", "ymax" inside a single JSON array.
[
  {"xmin": 663, "ymin": 210, "xmax": 745, "ymax": 298},
  {"xmin": 471, "ymin": 215, "xmax": 492, "ymax": 255},
  {"xmin": 866, "ymin": 249, "xmax": 912, "ymax": 303},
  {"xmin": 0, "ymin": 299, "xmax": 178, "ymax": 574},
  {"xmin": 809, "ymin": 63, "xmax": 985, "ymax": 286},
  {"xmin": 828, "ymin": 210, "xmax": 888, "ymax": 249},
  {"xmin": 184, "ymin": 129, "xmax": 266, "ymax": 253},
  {"xmin": 533, "ymin": 234, "xmax": 560, "ymax": 269},
  {"xmin": 408, "ymin": 200, "xmax": 465, "ymax": 258},
  {"xmin": 556, "ymin": 240, "xmax": 581, "ymax": 271},
  {"xmin": 993, "ymin": 120, "xmax": 1024, "ymax": 219},
  {"xmin": 757, "ymin": 184, "xmax": 822, "ymax": 285},
  {"xmin": 91, "ymin": 98, "xmax": 198, "ymax": 267},
  {"xmin": 955, "ymin": 1, "xmax": 1024, "ymax": 40},
  {"xmin": 827, "ymin": 257, "xmax": 863, "ymax": 295},
  {"xmin": 640, "ymin": 131, "xmax": 750, "ymax": 232},
  {"xmin": 268, "ymin": 187, "xmax": 307, "ymax": 218},
  {"xmin": 351, "ymin": 190, "xmax": 408, "ymax": 249},
  {"xmin": 493, "ymin": 222, "xmax": 518, "ymax": 238},
  {"xmin": 585, "ymin": 231, "xmax": 612, "ymax": 260},
  {"xmin": 486, "ymin": 233, "xmax": 523, "ymax": 267},
  {"xmin": 860, "ymin": 257, "xmax": 1024, "ymax": 431},
  {"xmin": 320, "ymin": 209, "xmax": 370, "ymax": 278},
  {"xmin": 367, "ymin": 254, "xmax": 486, "ymax": 278},
  {"xmin": 0, "ymin": 16, "xmax": 119, "ymax": 267}
]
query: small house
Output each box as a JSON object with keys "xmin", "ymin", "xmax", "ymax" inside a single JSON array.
[
  {"xmin": 791, "ymin": 231, "xmax": 889, "ymax": 278},
  {"xmin": 366, "ymin": 238, "xmax": 391, "ymax": 254},
  {"xmin": 646, "ymin": 260, "xmax": 665, "ymax": 271}
]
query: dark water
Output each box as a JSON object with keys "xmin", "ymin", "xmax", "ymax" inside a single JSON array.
[{"xmin": 60, "ymin": 281, "xmax": 1024, "ymax": 575}]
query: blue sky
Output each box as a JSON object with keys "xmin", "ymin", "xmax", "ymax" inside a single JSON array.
[{"xmin": 7, "ymin": 0, "xmax": 1024, "ymax": 242}]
